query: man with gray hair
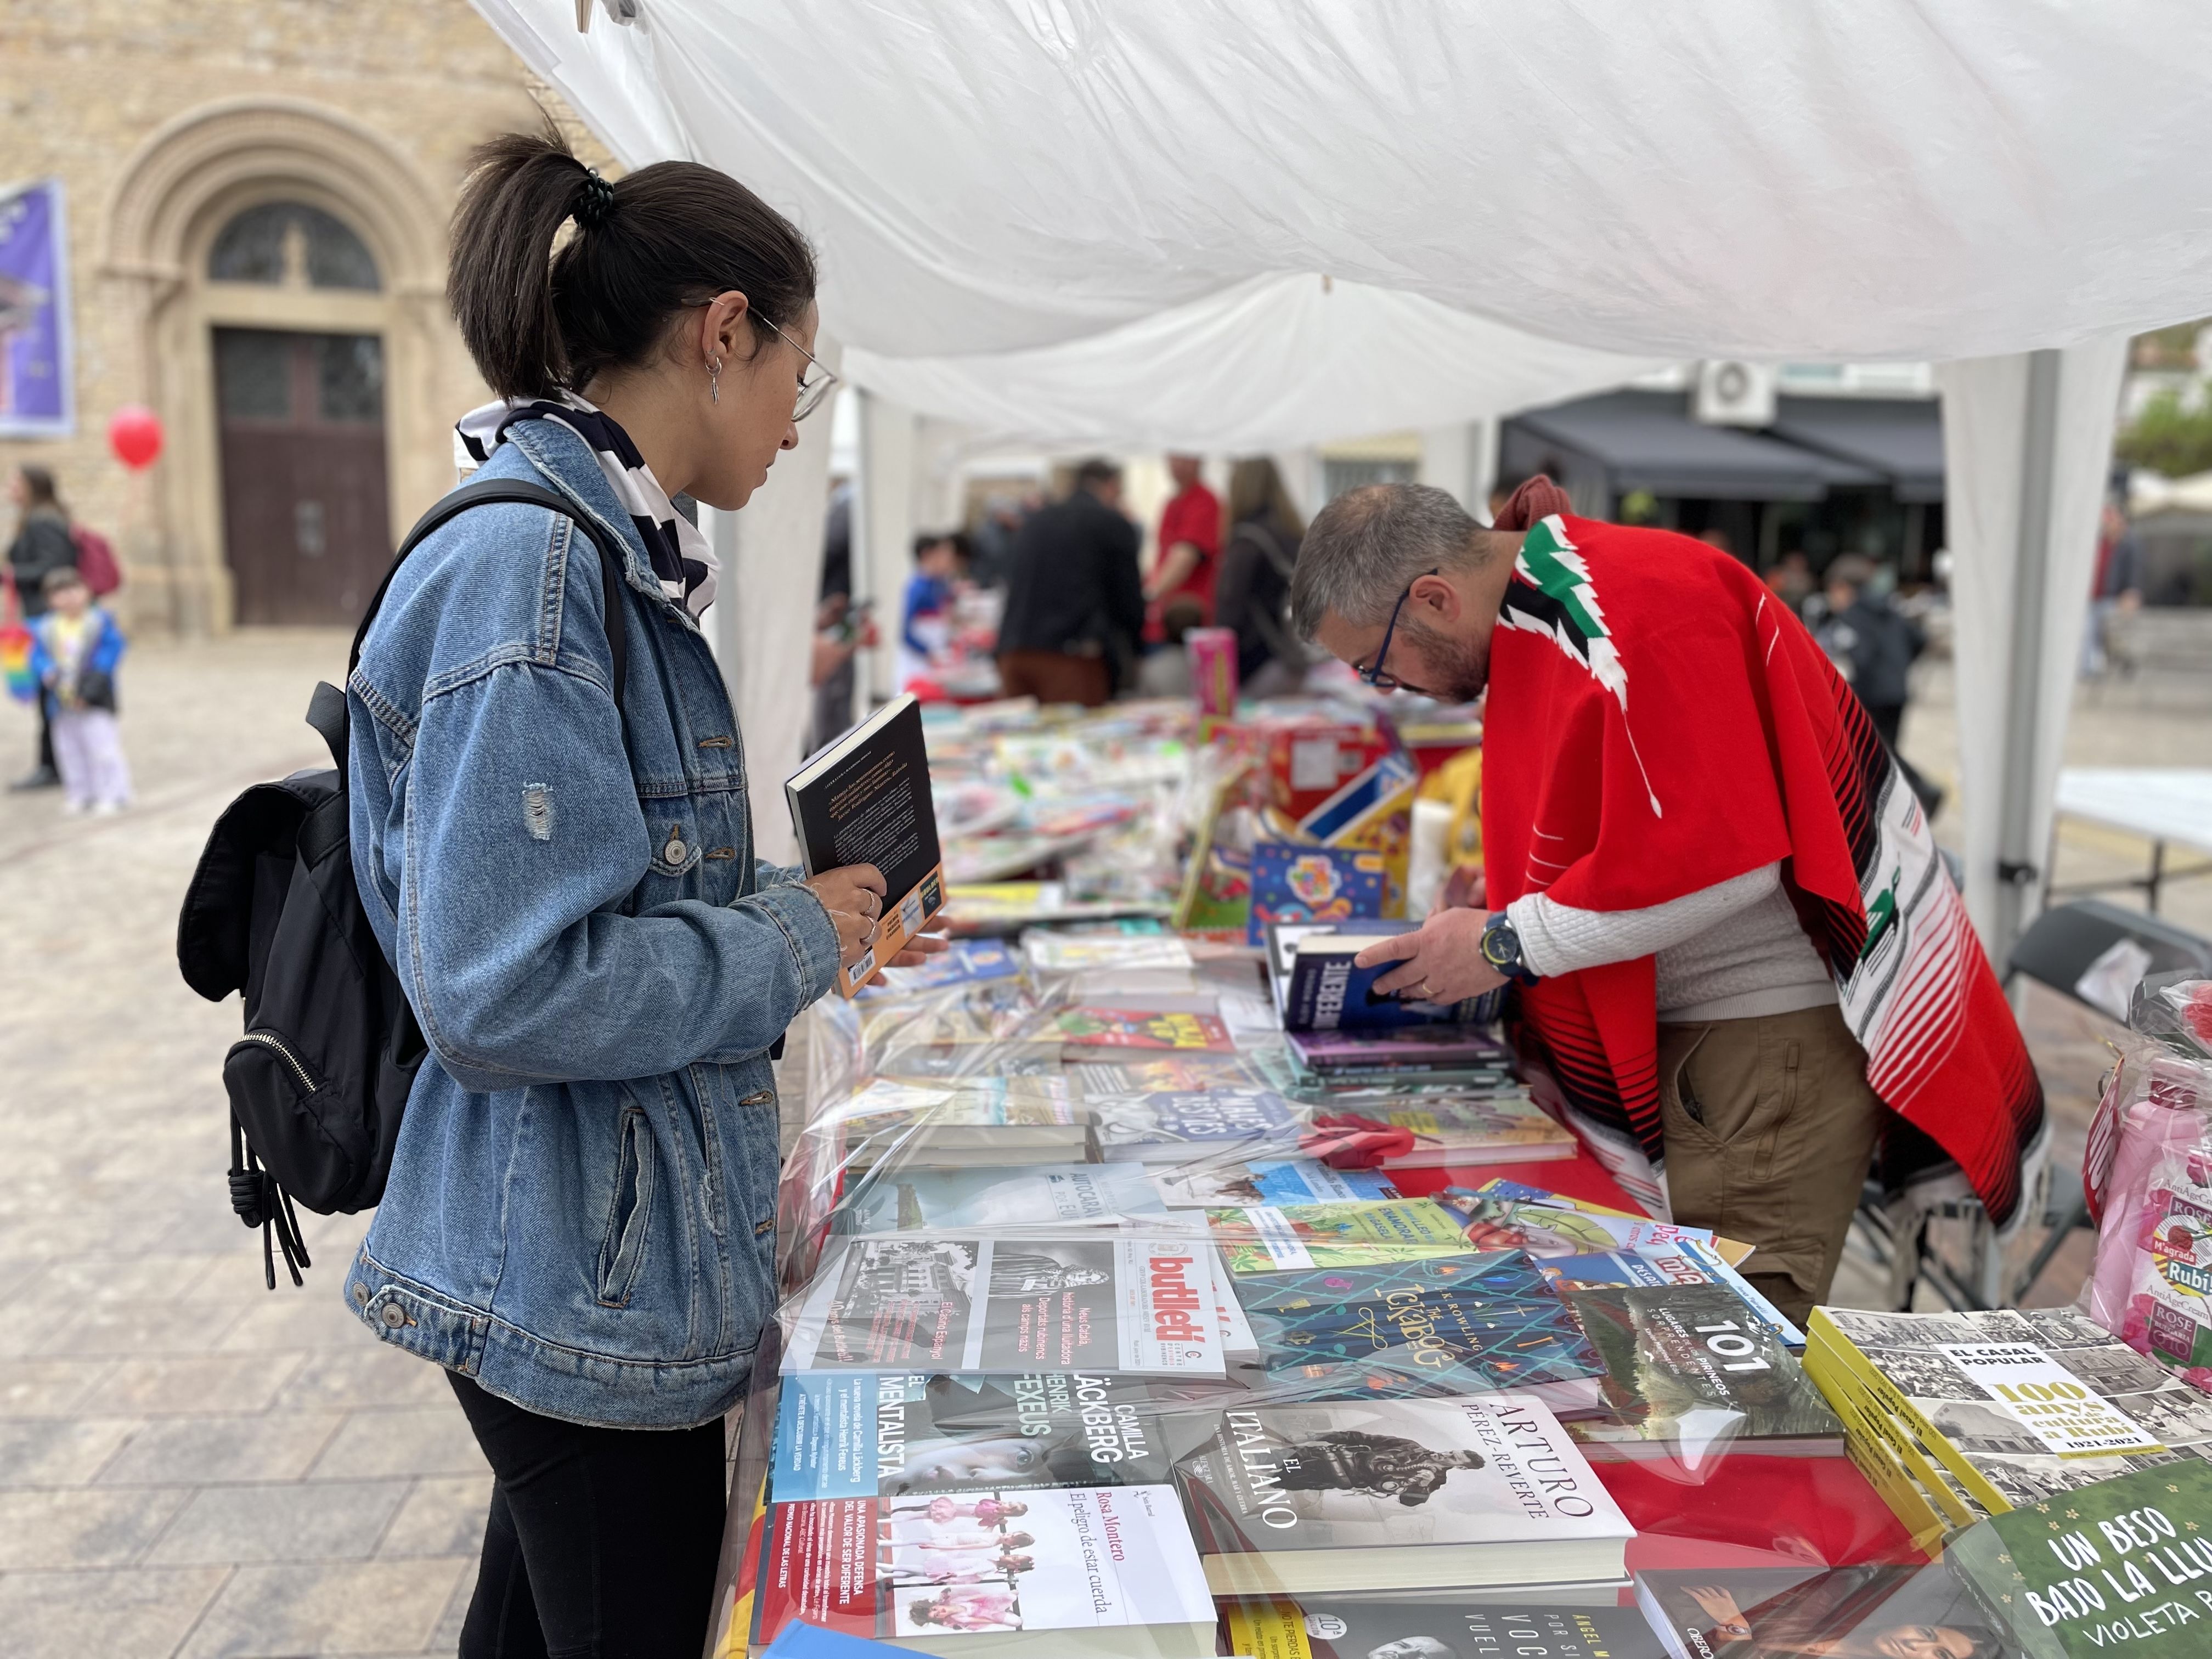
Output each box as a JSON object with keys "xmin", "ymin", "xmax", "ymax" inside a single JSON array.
[{"xmin": 1289, "ymin": 479, "xmax": 2042, "ymax": 1323}]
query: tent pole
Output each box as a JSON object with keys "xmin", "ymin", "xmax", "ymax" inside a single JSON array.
[{"xmin": 1993, "ymin": 349, "xmax": 2063, "ymax": 966}]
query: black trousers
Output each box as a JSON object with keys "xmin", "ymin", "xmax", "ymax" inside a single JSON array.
[{"xmin": 448, "ymin": 1370, "xmax": 729, "ymax": 1659}]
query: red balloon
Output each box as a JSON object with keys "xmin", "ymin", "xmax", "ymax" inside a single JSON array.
[{"xmin": 108, "ymin": 405, "xmax": 163, "ymax": 471}]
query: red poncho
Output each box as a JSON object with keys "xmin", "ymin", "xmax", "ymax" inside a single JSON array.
[{"xmin": 1481, "ymin": 498, "xmax": 2042, "ymax": 1226}]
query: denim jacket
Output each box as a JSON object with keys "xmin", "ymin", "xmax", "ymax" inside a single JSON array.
[{"xmin": 343, "ymin": 415, "xmax": 840, "ymax": 1427}]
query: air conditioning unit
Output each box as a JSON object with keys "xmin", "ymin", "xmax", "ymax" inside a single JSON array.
[{"xmin": 1694, "ymin": 360, "xmax": 1779, "ymax": 428}]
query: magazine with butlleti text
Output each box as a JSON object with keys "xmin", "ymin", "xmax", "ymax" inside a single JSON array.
[{"xmin": 781, "ymin": 1233, "xmax": 1232, "ymax": 1378}]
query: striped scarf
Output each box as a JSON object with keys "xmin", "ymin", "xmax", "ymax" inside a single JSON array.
[{"xmin": 453, "ymin": 391, "xmax": 718, "ymax": 618}]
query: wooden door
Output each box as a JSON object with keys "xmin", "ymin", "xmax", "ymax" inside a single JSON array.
[{"xmin": 214, "ymin": 328, "xmax": 392, "ymax": 625}]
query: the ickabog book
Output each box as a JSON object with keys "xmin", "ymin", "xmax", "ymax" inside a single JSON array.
[
  {"xmin": 785, "ymin": 692, "xmax": 944, "ymax": 997},
  {"xmin": 1230, "ymin": 1250, "xmax": 1606, "ymax": 1415},
  {"xmin": 1169, "ymin": 1393, "xmax": 1634, "ymax": 1595}
]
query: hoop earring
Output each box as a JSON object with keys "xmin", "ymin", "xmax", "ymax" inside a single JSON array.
[{"xmin": 708, "ymin": 357, "xmax": 722, "ymax": 404}]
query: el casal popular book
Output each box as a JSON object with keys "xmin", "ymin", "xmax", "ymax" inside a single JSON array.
[
  {"xmin": 1168, "ymin": 1391, "xmax": 1634, "ymax": 1595},
  {"xmin": 1809, "ymin": 1305, "xmax": 2212, "ymax": 1513},
  {"xmin": 781, "ymin": 1234, "xmax": 1228, "ymax": 1378},
  {"xmin": 785, "ymin": 692, "xmax": 944, "ymax": 997}
]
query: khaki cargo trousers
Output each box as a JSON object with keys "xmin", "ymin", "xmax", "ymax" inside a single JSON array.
[{"xmin": 1657, "ymin": 1001, "xmax": 1886, "ymax": 1325}]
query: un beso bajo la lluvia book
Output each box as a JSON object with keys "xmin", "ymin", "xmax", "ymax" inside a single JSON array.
[{"xmin": 786, "ymin": 691, "xmax": 944, "ymax": 997}]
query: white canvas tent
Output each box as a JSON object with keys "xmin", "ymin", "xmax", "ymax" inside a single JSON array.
[{"xmin": 473, "ymin": 0, "xmax": 2211, "ymax": 957}]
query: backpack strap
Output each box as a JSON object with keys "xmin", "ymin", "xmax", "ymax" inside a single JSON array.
[{"xmin": 313, "ymin": 478, "xmax": 637, "ymax": 759}]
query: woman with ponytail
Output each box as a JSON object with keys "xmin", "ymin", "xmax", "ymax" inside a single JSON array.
[{"xmin": 343, "ymin": 127, "xmax": 937, "ymax": 1656}]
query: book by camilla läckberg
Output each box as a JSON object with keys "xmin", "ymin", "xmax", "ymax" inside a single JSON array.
[{"xmin": 786, "ymin": 692, "xmax": 943, "ymax": 997}]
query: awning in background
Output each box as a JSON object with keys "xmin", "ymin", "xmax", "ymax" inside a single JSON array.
[
  {"xmin": 1503, "ymin": 391, "xmax": 1882, "ymax": 504},
  {"xmin": 1767, "ymin": 397, "xmax": 1947, "ymax": 503}
]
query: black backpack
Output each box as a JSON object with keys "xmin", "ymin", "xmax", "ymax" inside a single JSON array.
[{"xmin": 177, "ymin": 479, "xmax": 632, "ymax": 1287}]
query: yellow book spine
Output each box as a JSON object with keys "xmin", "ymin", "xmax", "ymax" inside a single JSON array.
[
  {"xmin": 1826, "ymin": 1389, "xmax": 1953, "ymax": 1555},
  {"xmin": 1804, "ymin": 1310, "xmax": 2011, "ymax": 1515},
  {"xmin": 1804, "ymin": 1331, "xmax": 1980, "ymax": 1528}
]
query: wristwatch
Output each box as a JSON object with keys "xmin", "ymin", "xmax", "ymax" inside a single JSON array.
[{"xmin": 1480, "ymin": 911, "xmax": 1538, "ymax": 986}]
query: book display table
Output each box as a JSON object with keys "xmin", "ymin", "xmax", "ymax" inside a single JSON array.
[{"xmin": 713, "ymin": 702, "xmax": 2041, "ymax": 1659}]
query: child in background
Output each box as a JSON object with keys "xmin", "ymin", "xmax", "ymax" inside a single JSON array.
[
  {"xmin": 30, "ymin": 566, "xmax": 131, "ymax": 815},
  {"xmin": 897, "ymin": 531, "xmax": 963, "ymax": 693}
]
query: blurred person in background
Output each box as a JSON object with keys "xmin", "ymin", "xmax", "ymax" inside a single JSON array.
[
  {"xmin": 2082, "ymin": 496, "xmax": 2142, "ymax": 679},
  {"xmin": 1144, "ymin": 452, "xmax": 1220, "ymax": 633},
  {"xmin": 7, "ymin": 463, "xmax": 75, "ymax": 789},
  {"xmin": 995, "ymin": 458, "xmax": 1142, "ymax": 707},
  {"xmin": 1812, "ymin": 554, "xmax": 1940, "ymax": 818},
  {"xmin": 810, "ymin": 477, "xmax": 857, "ymax": 748},
  {"xmin": 967, "ymin": 493, "xmax": 1023, "ymax": 589},
  {"xmin": 1214, "ymin": 456, "xmax": 1310, "ymax": 697},
  {"xmin": 28, "ymin": 565, "xmax": 131, "ymax": 814},
  {"xmin": 1765, "ymin": 549, "xmax": 1815, "ymax": 616},
  {"xmin": 898, "ymin": 530, "xmax": 963, "ymax": 693}
]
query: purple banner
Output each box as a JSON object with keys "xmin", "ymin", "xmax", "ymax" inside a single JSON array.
[{"xmin": 0, "ymin": 179, "xmax": 75, "ymax": 438}]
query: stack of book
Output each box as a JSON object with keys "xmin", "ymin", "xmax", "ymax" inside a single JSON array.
[{"xmin": 1804, "ymin": 1305, "xmax": 2212, "ymax": 1543}]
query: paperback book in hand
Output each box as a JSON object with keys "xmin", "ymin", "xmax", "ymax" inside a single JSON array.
[{"xmin": 787, "ymin": 692, "xmax": 944, "ymax": 997}]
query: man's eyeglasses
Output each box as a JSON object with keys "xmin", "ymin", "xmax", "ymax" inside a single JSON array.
[
  {"xmin": 1358, "ymin": 568, "xmax": 1439, "ymax": 691},
  {"xmin": 753, "ymin": 313, "xmax": 842, "ymax": 421}
]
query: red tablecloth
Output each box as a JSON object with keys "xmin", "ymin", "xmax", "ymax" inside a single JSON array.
[{"xmin": 1395, "ymin": 1152, "xmax": 1929, "ymax": 1571}]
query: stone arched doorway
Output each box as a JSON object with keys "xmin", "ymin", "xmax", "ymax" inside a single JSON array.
[{"xmin": 100, "ymin": 99, "xmax": 453, "ymax": 632}]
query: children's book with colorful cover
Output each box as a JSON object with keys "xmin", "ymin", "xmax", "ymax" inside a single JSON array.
[
  {"xmin": 1307, "ymin": 1099, "xmax": 1573, "ymax": 1167},
  {"xmin": 1229, "ymin": 1251, "xmax": 1605, "ymax": 1414},
  {"xmin": 1051, "ymin": 1008, "xmax": 1235, "ymax": 1051},
  {"xmin": 1246, "ymin": 844, "xmax": 1389, "ymax": 946},
  {"xmin": 1209, "ymin": 1198, "xmax": 1473, "ymax": 1274}
]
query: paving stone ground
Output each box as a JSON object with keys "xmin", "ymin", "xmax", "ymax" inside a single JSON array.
[{"xmin": 0, "ymin": 625, "xmax": 2204, "ymax": 1656}]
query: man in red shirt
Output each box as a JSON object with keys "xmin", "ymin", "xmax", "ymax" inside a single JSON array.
[{"xmin": 1145, "ymin": 454, "xmax": 1221, "ymax": 629}]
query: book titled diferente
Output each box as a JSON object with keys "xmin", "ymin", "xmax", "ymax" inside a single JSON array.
[{"xmin": 785, "ymin": 693, "xmax": 944, "ymax": 997}]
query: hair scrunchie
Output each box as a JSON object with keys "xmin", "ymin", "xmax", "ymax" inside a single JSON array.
[
  {"xmin": 573, "ymin": 167, "xmax": 617, "ymax": 230},
  {"xmin": 1489, "ymin": 474, "xmax": 1575, "ymax": 532}
]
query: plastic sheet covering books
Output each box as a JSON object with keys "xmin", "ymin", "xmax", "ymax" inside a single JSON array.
[{"xmin": 708, "ymin": 734, "xmax": 2038, "ymax": 1656}]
